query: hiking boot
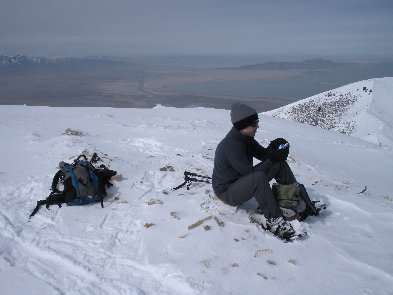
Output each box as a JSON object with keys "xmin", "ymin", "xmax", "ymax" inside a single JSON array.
[{"xmin": 266, "ymin": 216, "xmax": 295, "ymax": 240}]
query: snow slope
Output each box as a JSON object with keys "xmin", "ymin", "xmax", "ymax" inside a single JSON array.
[
  {"xmin": 1, "ymin": 83, "xmax": 393, "ymax": 294},
  {"xmin": 265, "ymin": 77, "xmax": 393, "ymax": 148}
]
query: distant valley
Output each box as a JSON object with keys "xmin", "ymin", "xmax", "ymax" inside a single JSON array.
[{"xmin": 1, "ymin": 55, "xmax": 392, "ymax": 111}]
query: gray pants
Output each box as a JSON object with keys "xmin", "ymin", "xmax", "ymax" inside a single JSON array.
[{"xmin": 218, "ymin": 160, "xmax": 297, "ymax": 219}]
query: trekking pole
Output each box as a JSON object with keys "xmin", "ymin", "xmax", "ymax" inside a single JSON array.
[
  {"xmin": 172, "ymin": 171, "xmax": 190, "ymax": 191},
  {"xmin": 172, "ymin": 171, "xmax": 212, "ymax": 191}
]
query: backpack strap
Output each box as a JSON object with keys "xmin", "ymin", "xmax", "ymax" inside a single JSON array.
[
  {"xmin": 51, "ymin": 169, "xmax": 63, "ymax": 192},
  {"xmin": 74, "ymin": 154, "xmax": 87, "ymax": 163},
  {"xmin": 29, "ymin": 191, "xmax": 65, "ymax": 220},
  {"xmin": 29, "ymin": 200, "xmax": 46, "ymax": 220},
  {"xmin": 298, "ymin": 183, "xmax": 318, "ymax": 215},
  {"xmin": 45, "ymin": 191, "xmax": 65, "ymax": 209},
  {"xmin": 95, "ymin": 165, "xmax": 117, "ymax": 208}
]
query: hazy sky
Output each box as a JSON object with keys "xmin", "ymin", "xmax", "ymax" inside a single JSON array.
[{"xmin": 1, "ymin": 0, "xmax": 393, "ymax": 59}]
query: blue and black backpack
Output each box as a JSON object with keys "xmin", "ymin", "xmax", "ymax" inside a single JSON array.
[{"xmin": 30, "ymin": 153, "xmax": 117, "ymax": 219}]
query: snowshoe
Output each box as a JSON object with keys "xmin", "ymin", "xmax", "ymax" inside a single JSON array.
[
  {"xmin": 314, "ymin": 201, "xmax": 327, "ymax": 214},
  {"xmin": 249, "ymin": 214, "xmax": 306, "ymax": 242}
]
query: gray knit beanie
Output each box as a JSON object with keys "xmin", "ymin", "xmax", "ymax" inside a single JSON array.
[{"xmin": 230, "ymin": 103, "xmax": 259, "ymax": 130}]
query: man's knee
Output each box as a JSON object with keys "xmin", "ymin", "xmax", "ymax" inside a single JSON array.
[
  {"xmin": 251, "ymin": 171, "xmax": 269, "ymax": 185},
  {"xmin": 270, "ymin": 161, "xmax": 296, "ymax": 184},
  {"xmin": 272, "ymin": 160, "xmax": 287, "ymax": 170}
]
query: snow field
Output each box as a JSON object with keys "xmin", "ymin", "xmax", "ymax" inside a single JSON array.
[{"xmin": 1, "ymin": 91, "xmax": 393, "ymax": 294}]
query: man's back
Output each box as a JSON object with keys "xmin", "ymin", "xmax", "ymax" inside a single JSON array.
[{"xmin": 212, "ymin": 127, "xmax": 258, "ymax": 195}]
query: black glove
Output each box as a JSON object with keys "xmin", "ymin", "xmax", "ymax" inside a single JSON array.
[{"xmin": 267, "ymin": 138, "xmax": 290, "ymax": 162}]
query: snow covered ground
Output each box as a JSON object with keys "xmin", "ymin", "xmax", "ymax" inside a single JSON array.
[{"xmin": 1, "ymin": 78, "xmax": 393, "ymax": 295}]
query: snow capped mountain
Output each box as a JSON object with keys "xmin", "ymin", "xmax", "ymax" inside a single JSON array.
[
  {"xmin": 0, "ymin": 55, "xmax": 49, "ymax": 66},
  {"xmin": 264, "ymin": 77, "xmax": 393, "ymax": 148},
  {"xmin": 0, "ymin": 55, "xmax": 119, "ymax": 67},
  {"xmin": 0, "ymin": 77, "xmax": 392, "ymax": 295}
]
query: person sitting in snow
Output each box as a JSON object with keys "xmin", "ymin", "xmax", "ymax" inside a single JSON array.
[{"xmin": 212, "ymin": 103, "xmax": 303, "ymax": 239}]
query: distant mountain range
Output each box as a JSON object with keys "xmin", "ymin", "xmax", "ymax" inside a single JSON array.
[
  {"xmin": 1, "ymin": 56, "xmax": 352, "ymax": 69},
  {"xmin": 0, "ymin": 55, "xmax": 122, "ymax": 67},
  {"xmin": 0, "ymin": 55, "xmax": 50, "ymax": 66},
  {"xmin": 236, "ymin": 58, "xmax": 352, "ymax": 70}
]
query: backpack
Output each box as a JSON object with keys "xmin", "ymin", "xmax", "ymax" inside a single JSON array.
[
  {"xmin": 29, "ymin": 153, "xmax": 117, "ymax": 219},
  {"xmin": 272, "ymin": 183, "xmax": 318, "ymax": 221}
]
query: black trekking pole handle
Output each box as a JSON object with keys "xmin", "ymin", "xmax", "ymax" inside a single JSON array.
[
  {"xmin": 185, "ymin": 171, "xmax": 212, "ymax": 179},
  {"xmin": 90, "ymin": 153, "xmax": 101, "ymax": 164}
]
